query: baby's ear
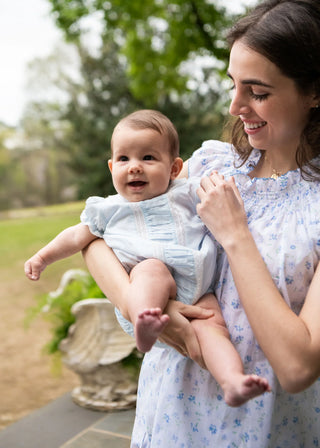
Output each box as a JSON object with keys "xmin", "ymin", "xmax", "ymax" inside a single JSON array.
[
  {"xmin": 170, "ymin": 157, "xmax": 184, "ymax": 179},
  {"xmin": 108, "ymin": 159, "xmax": 113, "ymax": 173}
]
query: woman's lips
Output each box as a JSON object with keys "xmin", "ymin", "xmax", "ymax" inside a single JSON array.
[{"xmin": 243, "ymin": 120, "xmax": 267, "ymax": 134}]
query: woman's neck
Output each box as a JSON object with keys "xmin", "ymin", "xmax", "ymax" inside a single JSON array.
[{"xmin": 250, "ymin": 151, "xmax": 298, "ymax": 179}]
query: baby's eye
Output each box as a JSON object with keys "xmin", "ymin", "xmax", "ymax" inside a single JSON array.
[
  {"xmin": 143, "ymin": 155, "xmax": 155, "ymax": 160},
  {"xmin": 119, "ymin": 156, "xmax": 128, "ymax": 161}
]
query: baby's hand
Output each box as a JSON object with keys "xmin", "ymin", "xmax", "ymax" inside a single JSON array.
[{"xmin": 24, "ymin": 253, "xmax": 47, "ymax": 281}]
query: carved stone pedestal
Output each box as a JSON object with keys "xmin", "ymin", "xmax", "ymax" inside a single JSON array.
[{"xmin": 59, "ymin": 298, "xmax": 138, "ymax": 411}]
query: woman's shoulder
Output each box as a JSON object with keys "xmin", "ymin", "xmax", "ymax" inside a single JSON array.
[{"xmin": 188, "ymin": 140, "xmax": 238, "ymax": 178}]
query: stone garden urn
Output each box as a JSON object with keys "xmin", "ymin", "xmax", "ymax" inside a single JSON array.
[{"xmin": 59, "ymin": 296, "xmax": 139, "ymax": 411}]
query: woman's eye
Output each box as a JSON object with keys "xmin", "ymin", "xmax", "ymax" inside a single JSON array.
[
  {"xmin": 143, "ymin": 155, "xmax": 154, "ymax": 160},
  {"xmin": 250, "ymin": 91, "xmax": 269, "ymax": 101}
]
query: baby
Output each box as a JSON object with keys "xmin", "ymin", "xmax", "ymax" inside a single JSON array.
[{"xmin": 25, "ymin": 109, "xmax": 270, "ymax": 406}]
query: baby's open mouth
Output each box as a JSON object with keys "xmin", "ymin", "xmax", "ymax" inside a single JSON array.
[{"xmin": 128, "ymin": 181, "xmax": 147, "ymax": 187}]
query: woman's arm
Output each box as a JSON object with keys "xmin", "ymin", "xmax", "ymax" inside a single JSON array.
[{"xmin": 197, "ymin": 172, "xmax": 320, "ymax": 393}]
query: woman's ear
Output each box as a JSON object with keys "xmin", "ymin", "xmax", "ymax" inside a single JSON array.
[
  {"xmin": 108, "ymin": 159, "xmax": 113, "ymax": 173},
  {"xmin": 170, "ymin": 157, "xmax": 184, "ymax": 179}
]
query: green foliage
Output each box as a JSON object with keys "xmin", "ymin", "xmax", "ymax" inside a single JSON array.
[
  {"xmin": 25, "ymin": 264, "xmax": 143, "ymax": 377},
  {"xmin": 0, "ymin": 115, "xmax": 76, "ymax": 211},
  {"xmin": 25, "ymin": 271, "xmax": 106, "ymax": 355},
  {"xmin": 48, "ymin": 0, "xmax": 234, "ymax": 104},
  {"xmin": 48, "ymin": 40, "xmax": 226, "ymax": 199},
  {"xmin": 62, "ymin": 41, "xmax": 144, "ymax": 198},
  {"xmin": 121, "ymin": 349, "xmax": 144, "ymax": 380},
  {"xmin": 15, "ymin": 3, "xmax": 234, "ymax": 203}
]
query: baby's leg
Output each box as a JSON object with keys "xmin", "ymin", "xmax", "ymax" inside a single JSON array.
[
  {"xmin": 127, "ymin": 259, "xmax": 176, "ymax": 353},
  {"xmin": 191, "ymin": 294, "xmax": 271, "ymax": 407}
]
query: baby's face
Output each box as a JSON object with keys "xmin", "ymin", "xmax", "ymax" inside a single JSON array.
[{"xmin": 108, "ymin": 125, "xmax": 178, "ymax": 202}]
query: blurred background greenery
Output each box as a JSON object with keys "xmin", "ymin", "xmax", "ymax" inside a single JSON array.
[
  {"xmin": 0, "ymin": 0, "xmax": 253, "ymax": 212},
  {"xmin": 0, "ymin": 203, "xmax": 85, "ymax": 428},
  {"xmin": 0, "ymin": 0, "xmax": 258, "ymax": 428}
]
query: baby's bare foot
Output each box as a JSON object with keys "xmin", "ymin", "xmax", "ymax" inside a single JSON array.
[
  {"xmin": 135, "ymin": 308, "xmax": 169, "ymax": 353},
  {"xmin": 224, "ymin": 374, "xmax": 271, "ymax": 407}
]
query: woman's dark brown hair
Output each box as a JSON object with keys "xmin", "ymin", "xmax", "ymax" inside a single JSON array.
[{"xmin": 227, "ymin": 0, "xmax": 320, "ymax": 179}]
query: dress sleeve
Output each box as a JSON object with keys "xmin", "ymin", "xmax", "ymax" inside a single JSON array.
[
  {"xmin": 80, "ymin": 195, "xmax": 118, "ymax": 238},
  {"xmin": 188, "ymin": 140, "xmax": 235, "ymax": 178}
]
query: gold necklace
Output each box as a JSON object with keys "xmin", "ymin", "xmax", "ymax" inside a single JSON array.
[{"xmin": 264, "ymin": 154, "xmax": 282, "ymax": 179}]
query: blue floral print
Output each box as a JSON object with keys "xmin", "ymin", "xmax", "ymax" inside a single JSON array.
[{"xmin": 130, "ymin": 141, "xmax": 320, "ymax": 447}]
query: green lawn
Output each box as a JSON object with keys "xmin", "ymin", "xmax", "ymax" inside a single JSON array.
[
  {"xmin": 0, "ymin": 200, "xmax": 90, "ymax": 346},
  {"xmin": 0, "ymin": 202, "xmax": 88, "ymax": 426},
  {"xmin": 0, "ymin": 201, "xmax": 86, "ymax": 275},
  {"xmin": 0, "ymin": 201, "xmax": 89, "ymax": 314}
]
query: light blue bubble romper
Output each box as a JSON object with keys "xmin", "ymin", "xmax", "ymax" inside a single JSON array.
[{"xmin": 80, "ymin": 177, "xmax": 218, "ymax": 337}]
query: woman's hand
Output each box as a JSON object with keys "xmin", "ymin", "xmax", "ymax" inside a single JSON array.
[
  {"xmin": 158, "ymin": 299, "xmax": 214, "ymax": 368},
  {"xmin": 196, "ymin": 172, "xmax": 249, "ymax": 249}
]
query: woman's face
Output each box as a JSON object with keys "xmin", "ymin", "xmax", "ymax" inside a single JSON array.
[{"xmin": 228, "ymin": 40, "xmax": 316, "ymax": 156}]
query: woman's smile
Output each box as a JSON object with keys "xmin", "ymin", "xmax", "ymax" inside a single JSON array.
[{"xmin": 242, "ymin": 120, "xmax": 267, "ymax": 134}]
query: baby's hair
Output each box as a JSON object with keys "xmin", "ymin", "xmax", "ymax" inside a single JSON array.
[{"xmin": 111, "ymin": 110, "xmax": 180, "ymax": 159}]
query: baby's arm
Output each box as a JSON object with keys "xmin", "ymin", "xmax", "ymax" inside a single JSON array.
[{"xmin": 25, "ymin": 223, "xmax": 97, "ymax": 281}]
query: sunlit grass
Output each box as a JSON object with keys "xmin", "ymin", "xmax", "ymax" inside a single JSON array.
[{"xmin": 0, "ymin": 201, "xmax": 85, "ymax": 277}]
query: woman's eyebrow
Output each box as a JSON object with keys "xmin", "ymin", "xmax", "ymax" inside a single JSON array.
[{"xmin": 227, "ymin": 71, "xmax": 274, "ymax": 88}]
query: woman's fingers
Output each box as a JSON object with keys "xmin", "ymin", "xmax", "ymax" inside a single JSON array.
[
  {"xmin": 197, "ymin": 171, "xmax": 228, "ymax": 201},
  {"xmin": 183, "ymin": 328, "xmax": 207, "ymax": 368},
  {"xmin": 178, "ymin": 302, "xmax": 214, "ymax": 320},
  {"xmin": 159, "ymin": 300, "xmax": 208, "ymax": 367},
  {"xmin": 210, "ymin": 170, "xmax": 225, "ymax": 184},
  {"xmin": 229, "ymin": 175, "xmax": 243, "ymax": 204},
  {"xmin": 196, "ymin": 171, "xmax": 248, "ymax": 248},
  {"xmin": 159, "ymin": 327, "xmax": 206, "ymax": 369}
]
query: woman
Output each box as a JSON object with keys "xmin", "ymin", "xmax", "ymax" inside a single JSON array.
[{"xmin": 83, "ymin": 0, "xmax": 320, "ymax": 445}]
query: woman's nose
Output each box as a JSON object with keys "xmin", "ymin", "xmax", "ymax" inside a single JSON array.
[{"xmin": 229, "ymin": 91, "xmax": 251, "ymax": 116}]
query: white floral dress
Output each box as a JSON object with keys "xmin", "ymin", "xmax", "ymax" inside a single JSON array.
[{"xmin": 130, "ymin": 140, "xmax": 320, "ymax": 448}]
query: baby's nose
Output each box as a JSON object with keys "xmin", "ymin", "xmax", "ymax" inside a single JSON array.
[{"xmin": 128, "ymin": 161, "xmax": 143, "ymax": 173}]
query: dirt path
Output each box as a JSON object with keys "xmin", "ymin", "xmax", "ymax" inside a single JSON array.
[{"xmin": 0, "ymin": 264, "xmax": 82, "ymax": 430}]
